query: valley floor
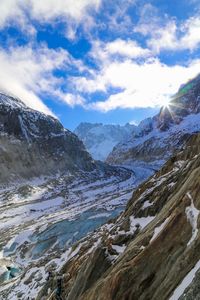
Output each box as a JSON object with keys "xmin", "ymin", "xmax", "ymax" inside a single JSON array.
[{"xmin": 0, "ymin": 166, "xmax": 144, "ymax": 299}]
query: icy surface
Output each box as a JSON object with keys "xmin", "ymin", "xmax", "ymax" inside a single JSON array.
[
  {"xmin": 0, "ymin": 167, "xmax": 143, "ymax": 298},
  {"xmin": 142, "ymin": 200, "xmax": 154, "ymax": 209}
]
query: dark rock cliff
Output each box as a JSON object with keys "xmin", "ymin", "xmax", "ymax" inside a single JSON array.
[{"xmin": 0, "ymin": 93, "xmax": 95, "ymax": 182}]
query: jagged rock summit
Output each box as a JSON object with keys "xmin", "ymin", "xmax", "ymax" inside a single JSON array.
[
  {"xmin": 157, "ymin": 74, "xmax": 200, "ymax": 130},
  {"xmin": 0, "ymin": 92, "xmax": 95, "ymax": 182}
]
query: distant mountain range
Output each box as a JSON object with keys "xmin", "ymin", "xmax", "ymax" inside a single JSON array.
[{"xmin": 74, "ymin": 122, "xmax": 137, "ymax": 161}]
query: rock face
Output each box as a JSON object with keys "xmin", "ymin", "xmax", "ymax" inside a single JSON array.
[
  {"xmin": 74, "ymin": 122, "xmax": 137, "ymax": 161},
  {"xmin": 106, "ymin": 74, "xmax": 200, "ymax": 172},
  {"xmin": 0, "ymin": 93, "xmax": 95, "ymax": 183},
  {"xmin": 39, "ymin": 132, "xmax": 200, "ymax": 300}
]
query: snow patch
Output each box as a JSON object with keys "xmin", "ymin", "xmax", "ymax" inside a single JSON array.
[
  {"xmin": 112, "ymin": 244, "xmax": 126, "ymax": 254},
  {"xmin": 169, "ymin": 259, "xmax": 200, "ymax": 300},
  {"xmin": 150, "ymin": 217, "xmax": 170, "ymax": 243},
  {"xmin": 130, "ymin": 215, "xmax": 155, "ymax": 232},
  {"xmin": 142, "ymin": 200, "xmax": 153, "ymax": 209},
  {"xmin": 185, "ymin": 192, "xmax": 199, "ymax": 246}
]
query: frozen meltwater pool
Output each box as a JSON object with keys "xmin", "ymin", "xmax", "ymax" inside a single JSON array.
[
  {"xmin": 30, "ymin": 206, "xmax": 124, "ymax": 259},
  {"xmin": 0, "ymin": 259, "xmax": 21, "ymax": 284}
]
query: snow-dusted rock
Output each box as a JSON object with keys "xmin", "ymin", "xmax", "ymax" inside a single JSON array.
[
  {"xmin": 0, "ymin": 92, "xmax": 95, "ymax": 183},
  {"xmin": 74, "ymin": 122, "xmax": 138, "ymax": 161}
]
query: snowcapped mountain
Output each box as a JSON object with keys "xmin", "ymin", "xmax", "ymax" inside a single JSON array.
[
  {"xmin": 2, "ymin": 75, "xmax": 200, "ymax": 299},
  {"xmin": 74, "ymin": 122, "xmax": 138, "ymax": 161},
  {"xmin": 0, "ymin": 92, "xmax": 96, "ymax": 182},
  {"xmin": 106, "ymin": 74, "xmax": 200, "ymax": 174}
]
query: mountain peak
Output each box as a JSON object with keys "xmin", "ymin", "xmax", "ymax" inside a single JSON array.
[
  {"xmin": 156, "ymin": 74, "xmax": 200, "ymax": 131},
  {"xmin": 74, "ymin": 122, "xmax": 138, "ymax": 161},
  {"xmin": 0, "ymin": 92, "xmax": 27, "ymax": 110}
]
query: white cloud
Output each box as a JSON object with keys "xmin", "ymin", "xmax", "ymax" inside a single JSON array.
[
  {"xmin": 134, "ymin": 3, "xmax": 200, "ymax": 53},
  {"xmin": 60, "ymin": 93, "xmax": 85, "ymax": 107},
  {"xmin": 0, "ymin": 0, "xmax": 102, "ymax": 37},
  {"xmin": 0, "ymin": 0, "xmax": 23, "ymax": 28},
  {"xmin": 105, "ymin": 39, "xmax": 151, "ymax": 58},
  {"xmin": 28, "ymin": 0, "xmax": 101, "ymax": 22},
  {"xmin": 147, "ymin": 21, "xmax": 178, "ymax": 53},
  {"xmin": 180, "ymin": 17, "xmax": 200, "ymax": 50},
  {"xmin": 134, "ymin": 3, "xmax": 161, "ymax": 36},
  {"xmin": 73, "ymin": 57, "xmax": 200, "ymax": 112},
  {"xmin": 0, "ymin": 44, "xmax": 85, "ymax": 115},
  {"xmin": 137, "ymin": 16, "xmax": 200, "ymax": 53},
  {"xmin": 88, "ymin": 39, "xmax": 150, "ymax": 68},
  {"xmin": 98, "ymin": 0, "xmax": 136, "ymax": 36}
]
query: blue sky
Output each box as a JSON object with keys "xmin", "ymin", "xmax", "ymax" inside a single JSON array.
[{"xmin": 0, "ymin": 0, "xmax": 200, "ymax": 130}]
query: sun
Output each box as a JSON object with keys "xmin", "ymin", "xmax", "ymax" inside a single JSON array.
[{"xmin": 162, "ymin": 98, "xmax": 170, "ymax": 109}]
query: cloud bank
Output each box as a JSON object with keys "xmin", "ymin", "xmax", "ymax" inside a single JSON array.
[{"xmin": 0, "ymin": 0, "xmax": 200, "ymax": 115}]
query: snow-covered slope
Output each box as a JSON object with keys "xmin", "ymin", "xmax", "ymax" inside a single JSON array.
[
  {"xmin": 0, "ymin": 166, "xmax": 138, "ymax": 299},
  {"xmin": 74, "ymin": 122, "xmax": 138, "ymax": 161},
  {"xmin": 107, "ymin": 74, "xmax": 200, "ymax": 173}
]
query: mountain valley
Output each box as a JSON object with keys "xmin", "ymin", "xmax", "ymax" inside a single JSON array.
[{"xmin": 1, "ymin": 74, "xmax": 200, "ymax": 299}]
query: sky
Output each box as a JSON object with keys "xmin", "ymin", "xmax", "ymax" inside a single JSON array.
[{"xmin": 1, "ymin": 0, "xmax": 200, "ymax": 130}]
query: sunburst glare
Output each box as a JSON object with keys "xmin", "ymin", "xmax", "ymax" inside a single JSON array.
[{"xmin": 162, "ymin": 98, "xmax": 171, "ymax": 109}]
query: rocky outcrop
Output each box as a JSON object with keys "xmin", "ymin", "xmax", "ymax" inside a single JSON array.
[
  {"xmin": 0, "ymin": 93, "xmax": 95, "ymax": 183},
  {"xmin": 40, "ymin": 132, "xmax": 200, "ymax": 300},
  {"xmin": 106, "ymin": 74, "xmax": 200, "ymax": 172}
]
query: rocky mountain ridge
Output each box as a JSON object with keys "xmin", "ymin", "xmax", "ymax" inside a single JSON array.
[{"xmin": 0, "ymin": 92, "xmax": 95, "ymax": 183}]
